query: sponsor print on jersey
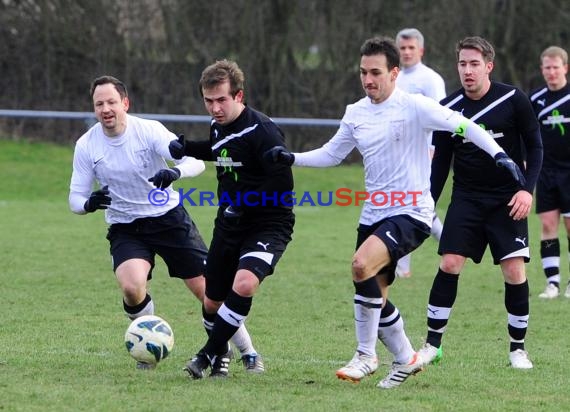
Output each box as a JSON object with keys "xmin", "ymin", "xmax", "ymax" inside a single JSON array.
[
  {"xmin": 214, "ymin": 148, "xmax": 241, "ymax": 181},
  {"xmin": 542, "ymin": 109, "xmax": 569, "ymax": 135}
]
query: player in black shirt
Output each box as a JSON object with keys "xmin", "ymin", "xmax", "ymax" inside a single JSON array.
[
  {"xmin": 170, "ymin": 59, "xmax": 294, "ymax": 379},
  {"xmin": 416, "ymin": 37, "xmax": 543, "ymax": 371},
  {"xmin": 529, "ymin": 46, "xmax": 570, "ymax": 299}
]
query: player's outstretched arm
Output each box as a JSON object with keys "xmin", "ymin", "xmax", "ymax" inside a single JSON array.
[{"xmin": 263, "ymin": 146, "xmax": 295, "ymax": 166}]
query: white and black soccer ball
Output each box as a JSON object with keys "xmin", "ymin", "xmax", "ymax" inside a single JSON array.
[{"xmin": 124, "ymin": 315, "xmax": 174, "ymax": 366}]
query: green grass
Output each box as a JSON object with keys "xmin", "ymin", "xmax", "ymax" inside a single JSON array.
[{"xmin": 1, "ymin": 139, "xmax": 569, "ymax": 411}]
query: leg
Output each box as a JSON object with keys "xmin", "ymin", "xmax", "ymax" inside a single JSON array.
[
  {"xmin": 185, "ymin": 274, "xmax": 259, "ymax": 364},
  {"xmin": 376, "ymin": 297, "xmax": 423, "ymax": 389},
  {"xmin": 336, "ymin": 235, "xmax": 388, "ymax": 383},
  {"xmin": 115, "ymin": 258, "xmax": 154, "ymax": 319},
  {"xmin": 183, "ymin": 275, "xmax": 205, "ymax": 302},
  {"xmin": 419, "ymin": 253, "xmax": 465, "ymax": 365},
  {"xmin": 395, "ymin": 253, "xmax": 412, "ymax": 278},
  {"xmin": 500, "ymin": 257, "xmax": 533, "ymax": 369},
  {"xmin": 538, "ymin": 210, "xmax": 561, "ymax": 298},
  {"xmin": 431, "ymin": 214, "xmax": 443, "ymax": 241},
  {"xmin": 564, "ymin": 216, "xmax": 570, "ymax": 297},
  {"xmin": 116, "ymin": 258, "xmax": 156, "ymax": 369}
]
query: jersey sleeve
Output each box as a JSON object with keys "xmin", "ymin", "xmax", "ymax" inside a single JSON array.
[
  {"xmin": 430, "ymin": 130, "xmax": 454, "ymax": 204},
  {"xmin": 416, "ymin": 95, "xmax": 503, "ymax": 158},
  {"xmin": 515, "ymin": 90, "xmax": 543, "ymax": 193},
  {"xmin": 293, "ymin": 120, "xmax": 355, "ymax": 167},
  {"xmin": 68, "ymin": 139, "xmax": 95, "ymax": 214}
]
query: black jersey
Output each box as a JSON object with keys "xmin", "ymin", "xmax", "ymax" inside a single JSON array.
[
  {"xmin": 186, "ymin": 106, "xmax": 294, "ymax": 213},
  {"xmin": 529, "ymin": 84, "xmax": 570, "ymax": 170},
  {"xmin": 431, "ymin": 82, "xmax": 542, "ymax": 201}
]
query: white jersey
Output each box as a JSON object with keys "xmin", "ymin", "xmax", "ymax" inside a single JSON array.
[
  {"xmin": 294, "ymin": 88, "xmax": 503, "ymax": 227},
  {"xmin": 396, "ymin": 62, "xmax": 446, "ymax": 102},
  {"xmin": 69, "ymin": 114, "xmax": 204, "ymax": 224}
]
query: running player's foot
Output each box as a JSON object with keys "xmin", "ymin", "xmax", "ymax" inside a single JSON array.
[
  {"xmin": 240, "ymin": 353, "xmax": 265, "ymax": 373},
  {"xmin": 538, "ymin": 283, "xmax": 559, "ymax": 299},
  {"xmin": 509, "ymin": 349, "xmax": 533, "ymax": 369},
  {"xmin": 210, "ymin": 351, "xmax": 231, "ymax": 378},
  {"xmin": 377, "ymin": 352, "xmax": 423, "ymax": 389},
  {"xmin": 417, "ymin": 343, "xmax": 443, "ymax": 366},
  {"xmin": 336, "ymin": 352, "xmax": 378, "ymax": 383},
  {"xmin": 184, "ymin": 350, "xmax": 212, "ymax": 379}
]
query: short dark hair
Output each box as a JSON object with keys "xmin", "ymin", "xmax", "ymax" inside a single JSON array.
[
  {"xmin": 199, "ymin": 59, "xmax": 245, "ymax": 98},
  {"xmin": 360, "ymin": 37, "xmax": 400, "ymax": 70},
  {"xmin": 456, "ymin": 36, "xmax": 495, "ymax": 63},
  {"xmin": 90, "ymin": 76, "xmax": 128, "ymax": 99}
]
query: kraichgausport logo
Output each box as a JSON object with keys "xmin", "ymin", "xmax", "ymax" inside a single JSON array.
[{"xmin": 148, "ymin": 188, "xmax": 423, "ymax": 207}]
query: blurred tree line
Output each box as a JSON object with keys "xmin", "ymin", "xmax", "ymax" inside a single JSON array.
[{"xmin": 0, "ymin": 0, "xmax": 568, "ymax": 151}]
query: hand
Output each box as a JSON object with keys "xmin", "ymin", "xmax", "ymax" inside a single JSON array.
[
  {"xmin": 168, "ymin": 134, "xmax": 186, "ymax": 159},
  {"xmin": 148, "ymin": 168, "xmax": 181, "ymax": 190},
  {"xmin": 494, "ymin": 152, "xmax": 526, "ymax": 187},
  {"xmin": 84, "ymin": 185, "xmax": 111, "ymax": 213},
  {"xmin": 263, "ymin": 145, "xmax": 295, "ymax": 166},
  {"xmin": 508, "ymin": 190, "xmax": 533, "ymax": 221}
]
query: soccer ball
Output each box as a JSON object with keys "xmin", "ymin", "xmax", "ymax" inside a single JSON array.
[{"xmin": 124, "ymin": 315, "xmax": 174, "ymax": 366}]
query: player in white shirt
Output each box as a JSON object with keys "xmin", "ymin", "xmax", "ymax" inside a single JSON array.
[
  {"xmin": 395, "ymin": 28, "xmax": 447, "ymax": 278},
  {"xmin": 69, "ymin": 76, "xmax": 259, "ymax": 370},
  {"xmin": 266, "ymin": 37, "xmax": 524, "ymax": 388}
]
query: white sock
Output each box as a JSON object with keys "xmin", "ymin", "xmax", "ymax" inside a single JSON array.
[
  {"xmin": 126, "ymin": 298, "xmax": 154, "ymax": 320},
  {"xmin": 378, "ymin": 314, "xmax": 414, "ymax": 364},
  {"xmin": 355, "ymin": 294, "xmax": 382, "ymax": 357},
  {"xmin": 397, "ymin": 254, "xmax": 411, "ymax": 275},
  {"xmin": 431, "ymin": 215, "xmax": 443, "ymax": 241},
  {"xmin": 230, "ymin": 324, "xmax": 256, "ymax": 356}
]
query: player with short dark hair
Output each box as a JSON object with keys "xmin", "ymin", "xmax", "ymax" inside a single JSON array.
[
  {"xmin": 416, "ymin": 36, "xmax": 543, "ymax": 372},
  {"xmin": 529, "ymin": 46, "xmax": 570, "ymax": 299},
  {"xmin": 169, "ymin": 59, "xmax": 295, "ymax": 379},
  {"xmin": 266, "ymin": 36, "xmax": 525, "ymax": 389},
  {"xmin": 69, "ymin": 75, "xmax": 259, "ymax": 370}
]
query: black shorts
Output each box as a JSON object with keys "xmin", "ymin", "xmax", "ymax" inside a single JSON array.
[
  {"xmin": 535, "ymin": 167, "xmax": 570, "ymax": 214},
  {"xmin": 356, "ymin": 214, "xmax": 430, "ymax": 285},
  {"xmin": 205, "ymin": 211, "xmax": 294, "ymax": 302},
  {"xmin": 106, "ymin": 205, "xmax": 207, "ymax": 279},
  {"xmin": 440, "ymin": 196, "xmax": 530, "ymax": 264}
]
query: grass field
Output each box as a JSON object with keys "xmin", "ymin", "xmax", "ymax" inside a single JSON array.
[{"xmin": 1, "ymin": 139, "xmax": 569, "ymax": 411}]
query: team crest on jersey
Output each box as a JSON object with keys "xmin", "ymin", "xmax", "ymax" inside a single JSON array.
[{"xmin": 390, "ymin": 120, "xmax": 405, "ymax": 141}]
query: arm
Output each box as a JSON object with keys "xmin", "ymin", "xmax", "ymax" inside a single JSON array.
[
  {"xmin": 430, "ymin": 131, "xmax": 454, "ymax": 204},
  {"xmin": 419, "ymin": 96, "xmax": 525, "ymax": 185},
  {"xmin": 516, "ymin": 91, "xmax": 543, "ymax": 193},
  {"xmin": 69, "ymin": 141, "xmax": 111, "ymax": 214},
  {"xmin": 173, "ymin": 156, "xmax": 206, "ymax": 178},
  {"xmin": 265, "ymin": 121, "xmax": 355, "ymax": 167},
  {"xmin": 168, "ymin": 133, "xmax": 213, "ymax": 161}
]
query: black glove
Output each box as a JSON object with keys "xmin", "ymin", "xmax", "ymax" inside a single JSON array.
[
  {"xmin": 494, "ymin": 152, "xmax": 526, "ymax": 187},
  {"xmin": 263, "ymin": 146, "xmax": 295, "ymax": 166},
  {"xmin": 168, "ymin": 134, "xmax": 186, "ymax": 159},
  {"xmin": 148, "ymin": 167, "xmax": 181, "ymax": 190},
  {"xmin": 84, "ymin": 185, "xmax": 111, "ymax": 213}
]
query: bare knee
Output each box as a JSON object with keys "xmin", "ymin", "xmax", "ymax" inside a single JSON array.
[
  {"xmin": 351, "ymin": 257, "xmax": 370, "ymax": 282},
  {"xmin": 439, "ymin": 254, "xmax": 465, "ymax": 274},
  {"xmin": 501, "ymin": 258, "xmax": 527, "ymax": 284}
]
